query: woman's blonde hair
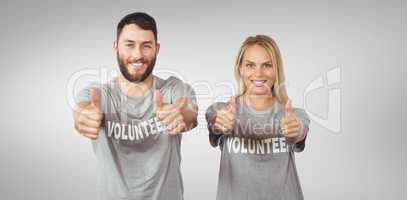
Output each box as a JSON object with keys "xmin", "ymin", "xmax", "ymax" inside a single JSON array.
[{"xmin": 234, "ymin": 35, "xmax": 288, "ymax": 104}]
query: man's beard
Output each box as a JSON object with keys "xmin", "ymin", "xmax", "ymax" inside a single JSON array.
[{"xmin": 117, "ymin": 53, "xmax": 156, "ymax": 83}]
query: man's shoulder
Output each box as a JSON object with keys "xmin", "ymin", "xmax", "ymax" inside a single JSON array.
[
  {"xmin": 156, "ymin": 75, "xmax": 187, "ymax": 89},
  {"xmin": 162, "ymin": 75, "xmax": 184, "ymax": 84}
]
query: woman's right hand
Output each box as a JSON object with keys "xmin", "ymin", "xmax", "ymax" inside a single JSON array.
[{"xmin": 213, "ymin": 96, "xmax": 236, "ymax": 134}]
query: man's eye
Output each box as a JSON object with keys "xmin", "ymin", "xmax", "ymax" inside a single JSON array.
[
  {"xmin": 126, "ymin": 44, "xmax": 134, "ymax": 48},
  {"xmin": 143, "ymin": 45, "xmax": 152, "ymax": 49}
]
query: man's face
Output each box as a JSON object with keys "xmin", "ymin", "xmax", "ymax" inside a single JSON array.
[{"xmin": 115, "ymin": 24, "xmax": 159, "ymax": 82}]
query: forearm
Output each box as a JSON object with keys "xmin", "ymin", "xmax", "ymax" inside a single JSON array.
[
  {"xmin": 292, "ymin": 108, "xmax": 310, "ymax": 144},
  {"xmin": 175, "ymin": 97, "xmax": 198, "ymax": 132},
  {"xmin": 181, "ymin": 107, "xmax": 198, "ymax": 132},
  {"xmin": 293, "ymin": 122, "xmax": 307, "ymax": 143},
  {"xmin": 205, "ymin": 106, "xmax": 222, "ymax": 135},
  {"xmin": 206, "ymin": 115, "xmax": 223, "ymax": 136}
]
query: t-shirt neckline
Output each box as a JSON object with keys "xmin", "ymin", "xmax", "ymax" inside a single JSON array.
[{"xmin": 113, "ymin": 76, "xmax": 157, "ymax": 103}]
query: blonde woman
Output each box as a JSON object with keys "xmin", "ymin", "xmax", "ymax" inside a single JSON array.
[{"xmin": 206, "ymin": 35, "xmax": 310, "ymax": 200}]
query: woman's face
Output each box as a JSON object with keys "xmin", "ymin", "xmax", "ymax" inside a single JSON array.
[{"xmin": 239, "ymin": 44, "xmax": 276, "ymax": 96}]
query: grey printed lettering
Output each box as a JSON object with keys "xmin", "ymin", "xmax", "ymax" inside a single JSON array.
[
  {"xmin": 140, "ymin": 121, "xmax": 149, "ymax": 137},
  {"xmin": 264, "ymin": 138, "xmax": 272, "ymax": 154},
  {"xmin": 225, "ymin": 137, "xmax": 289, "ymax": 155},
  {"xmin": 107, "ymin": 121, "xmax": 115, "ymax": 137},
  {"xmin": 272, "ymin": 138, "xmax": 280, "ymax": 153},
  {"xmin": 128, "ymin": 124, "xmax": 135, "ymax": 141},
  {"xmin": 241, "ymin": 138, "xmax": 248, "ymax": 154},
  {"xmin": 105, "ymin": 117, "xmax": 167, "ymax": 141},
  {"xmin": 135, "ymin": 124, "xmax": 143, "ymax": 140},
  {"xmin": 148, "ymin": 118, "xmax": 156, "ymax": 135},
  {"xmin": 227, "ymin": 137, "xmax": 233, "ymax": 153},
  {"xmin": 232, "ymin": 137, "xmax": 240, "ymax": 153},
  {"xmin": 248, "ymin": 139, "xmax": 256, "ymax": 154},
  {"xmin": 256, "ymin": 140, "xmax": 265, "ymax": 154},
  {"xmin": 114, "ymin": 123, "xmax": 121, "ymax": 140},
  {"xmin": 280, "ymin": 137, "xmax": 287, "ymax": 153}
]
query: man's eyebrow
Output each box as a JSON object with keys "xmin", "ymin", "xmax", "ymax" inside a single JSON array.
[
  {"xmin": 142, "ymin": 41, "xmax": 154, "ymax": 45},
  {"xmin": 123, "ymin": 40, "xmax": 154, "ymax": 45}
]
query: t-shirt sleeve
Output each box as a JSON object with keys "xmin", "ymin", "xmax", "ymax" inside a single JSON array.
[
  {"xmin": 292, "ymin": 108, "xmax": 310, "ymax": 152},
  {"xmin": 206, "ymin": 102, "xmax": 228, "ymax": 148},
  {"xmin": 168, "ymin": 77, "xmax": 197, "ymax": 110}
]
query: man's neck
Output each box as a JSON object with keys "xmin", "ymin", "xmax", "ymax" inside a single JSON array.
[{"xmin": 117, "ymin": 74, "xmax": 154, "ymax": 98}]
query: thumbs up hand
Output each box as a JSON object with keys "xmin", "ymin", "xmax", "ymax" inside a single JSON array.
[
  {"xmin": 155, "ymin": 90, "xmax": 187, "ymax": 135},
  {"xmin": 74, "ymin": 88, "xmax": 103, "ymax": 140},
  {"xmin": 281, "ymin": 99, "xmax": 303, "ymax": 143},
  {"xmin": 213, "ymin": 96, "xmax": 236, "ymax": 134}
]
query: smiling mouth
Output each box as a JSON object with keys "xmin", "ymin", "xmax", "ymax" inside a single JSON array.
[
  {"xmin": 130, "ymin": 62, "xmax": 144, "ymax": 70},
  {"xmin": 251, "ymin": 80, "xmax": 267, "ymax": 87}
]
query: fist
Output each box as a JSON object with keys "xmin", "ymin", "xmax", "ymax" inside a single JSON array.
[
  {"xmin": 281, "ymin": 99, "xmax": 303, "ymax": 143},
  {"xmin": 213, "ymin": 96, "xmax": 236, "ymax": 134},
  {"xmin": 155, "ymin": 90, "xmax": 186, "ymax": 135},
  {"xmin": 74, "ymin": 88, "xmax": 103, "ymax": 140}
]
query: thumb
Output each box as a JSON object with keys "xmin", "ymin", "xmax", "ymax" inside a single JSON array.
[
  {"xmin": 285, "ymin": 99, "xmax": 293, "ymax": 117},
  {"xmin": 228, "ymin": 96, "xmax": 236, "ymax": 112},
  {"xmin": 90, "ymin": 88, "xmax": 100, "ymax": 109},
  {"xmin": 154, "ymin": 89, "xmax": 163, "ymax": 108}
]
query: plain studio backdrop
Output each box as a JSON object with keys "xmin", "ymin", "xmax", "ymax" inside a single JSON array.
[{"xmin": 0, "ymin": 0, "xmax": 405, "ymax": 199}]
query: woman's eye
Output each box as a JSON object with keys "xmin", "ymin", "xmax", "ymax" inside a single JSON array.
[
  {"xmin": 264, "ymin": 64, "xmax": 273, "ymax": 68},
  {"xmin": 246, "ymin": 63, "xmax": 254, "ymax": 68},
  {"xmin": 126, "ymin": 44, "xmax": 134, "ymax": 48}
]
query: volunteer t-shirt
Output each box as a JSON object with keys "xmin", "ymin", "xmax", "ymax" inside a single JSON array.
[
  {"xmin": 76, "ymin": 75, "xmax": 196, "ymax": 200},
  {"xmin": 206, "ymin": 97, "xmax": 310, "ymax": 200}
]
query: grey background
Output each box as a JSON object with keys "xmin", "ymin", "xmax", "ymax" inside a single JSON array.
[{"xmin": 0, "ymin": 0, "xmax": 405, "ymax": 199}]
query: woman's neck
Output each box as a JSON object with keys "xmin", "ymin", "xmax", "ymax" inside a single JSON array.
[
  {"xmin": 243, "ymin": 93, "xmax": 275, "ymax": 110},
  {"xmin": 117, "ymin": 74, "xmax": 154, "ymax": 98}
]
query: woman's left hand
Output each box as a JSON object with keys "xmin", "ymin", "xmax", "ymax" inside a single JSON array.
[{"xmin": 281, "ymin": 100, "xmax": 304, "ymax": 143}]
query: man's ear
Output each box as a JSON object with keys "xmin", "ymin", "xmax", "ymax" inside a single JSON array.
[
  {"xmin": 155, "ymin": 42, "xmax": 160, "ymax": 55},
  {"xmin": 113, "ymin": 41, "xmax": 118, "ymax": 53}
]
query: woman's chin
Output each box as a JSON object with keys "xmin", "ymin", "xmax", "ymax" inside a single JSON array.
[{"xmin": 247, "ymin": 89, "xmax": 270, "ymax": 96}]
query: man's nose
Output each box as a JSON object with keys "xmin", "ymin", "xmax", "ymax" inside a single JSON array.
[{"xmin": 131, "ymin": 46, "xmax": 143, "ymax": 60}]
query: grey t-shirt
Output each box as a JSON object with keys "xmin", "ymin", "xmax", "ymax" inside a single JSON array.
[
  {"xmin": 76, "ymin": 75, "xmax": 196, "ymax": 200},
  {"xmin": 206, "ymin": 97, "xmax": 310, "ymax": 200}
]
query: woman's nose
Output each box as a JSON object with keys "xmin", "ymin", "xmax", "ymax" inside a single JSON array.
[{"xmin": 254, "ymin": 66, "xmax": 264, "ymax": 76}]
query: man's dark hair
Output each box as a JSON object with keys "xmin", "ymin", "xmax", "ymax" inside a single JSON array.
[{"xmin": 117, "ymin": 12, "xmax": 157, "ymax": 41}]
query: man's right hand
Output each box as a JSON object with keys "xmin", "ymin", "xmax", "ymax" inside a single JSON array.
[
  {"xmin": 213, "ymin": 96, "xmax": 236, "ymax": 134},
  {"xmin": 74, "ymin": 88, "xmax": 103, "ymax": 140}
]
